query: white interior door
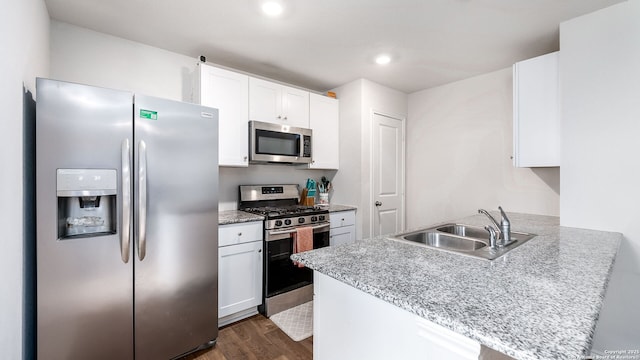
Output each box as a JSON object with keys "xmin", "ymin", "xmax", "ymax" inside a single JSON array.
[{"xmin": 372, "ymin": 112, "xmax": 405, "ymax": 236}]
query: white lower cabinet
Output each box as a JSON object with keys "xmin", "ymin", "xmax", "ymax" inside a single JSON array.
[
  {"xmin": 329, "ymin": 210, "xmax": 356, "ymax": 246},
  {"xmin": 218, "ymin": 222, "xmax": 263, "ymax": 326},
  {"xmin": 314, "ymin": 272, "xmax": 481, "ymax": 360}
]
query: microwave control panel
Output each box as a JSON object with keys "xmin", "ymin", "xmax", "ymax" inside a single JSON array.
[{"xmin": 303, "ymin": 135, "xmax": 311, "ymax": 158}]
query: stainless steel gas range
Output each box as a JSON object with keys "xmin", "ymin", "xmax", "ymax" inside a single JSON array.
[{"xmin": 239, "ymin": 184, "xmax": 330, "ymax": 317}]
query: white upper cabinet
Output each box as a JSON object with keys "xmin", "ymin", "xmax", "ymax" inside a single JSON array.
[
  {"xmin": 249, "ymin": 77, "xmax": 310, "ymax": 128},
  {"xmin": 195, "ymin": 63, "xmax": 249, "ymax": 167},
  {"xmin": 248, "ymin": 78, "xmax": 280, "ymax": 122},
  {"xmin": 513, "ymin": 51, "xmax": 560, "ymax": 167},
  {"xmin": 309, "ymin": 93, "xmax": 339, "ymax": 169}
]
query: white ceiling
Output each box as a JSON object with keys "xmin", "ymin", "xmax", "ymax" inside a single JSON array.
[{"xmin": 44, "ymin": 0, "xmax": 623, "ymax": 93}]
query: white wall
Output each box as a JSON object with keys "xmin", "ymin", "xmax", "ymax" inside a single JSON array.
[
  {"xmin": 330, "ymin": 80, "xmax": 364, "ymax": 236},
  {"xmin": 50, "ymin": 21, "xmax": 332, "ymax": 211},
  {"xmin": 51, "ymin": 21, "xmax": 195, "ymax": 101},
  {"xmin": 560, "ymin": 0, "xmax": 640, "ymax": 352},
  {"xmin": 406, "ymin": 68, "xmax": 560, "ymax": 228},
  {"xmin": 219, "ymin": 166, "xmax": 335, "ymax": 210},
  {"xmin": 0, "ymin": 0, "xmax": 50, "ymax": 358},
  {"xmin": 331, "ymin": 79, "xmax": 408, "ymax": 239}
]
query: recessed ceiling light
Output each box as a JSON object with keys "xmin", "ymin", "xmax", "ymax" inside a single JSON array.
[
  {"xmin": 375, "ymin": 54, "xmax": 391, "ymax": 65},
  {"xmin": 262, "ymin": 1, "xmax": 284, "ymax": 16}
]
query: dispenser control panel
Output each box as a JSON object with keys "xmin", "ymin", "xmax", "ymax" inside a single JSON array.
[{"xmin": 57, "ymin": 169, "xmax": 117, "ymax": 196}]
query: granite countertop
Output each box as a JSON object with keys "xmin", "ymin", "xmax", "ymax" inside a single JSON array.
[
  {"xmin": 219, "ymin": 210, "xmax": 264, "ymax": 225},
  {"xmin": 325, "ymin": 204, "xmax": 357, "ymax": 213},
  {"xmin": 291, "ymin": 212, "xmax": 621, "ymax": 360}
]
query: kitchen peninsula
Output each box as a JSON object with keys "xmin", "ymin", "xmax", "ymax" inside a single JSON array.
[{"xmin": 291, "ymin": 213, "xmax": 621, "ymax": 360}]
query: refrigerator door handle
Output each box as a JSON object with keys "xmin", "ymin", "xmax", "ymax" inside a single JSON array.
[
  {"xmin": 138, "ymin": 140, "xmax": 148, "ymax": 261},
  {"xmin": 121, "ymin": 139, "xmax": 131, "ymax": 263}
]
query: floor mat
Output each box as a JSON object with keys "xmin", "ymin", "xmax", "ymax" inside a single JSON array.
[{"xmin": 269, "ymin": 301, "xmax": 313, "ymax": 341}]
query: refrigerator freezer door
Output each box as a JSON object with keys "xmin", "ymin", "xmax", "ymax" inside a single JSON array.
[
  {"xmin": 133, "ymin": 95, "xmax": 219, "ymax": 359},
  {"xmin": 36, "ymin": 79, "xmax": 135, "ymax": 359}
]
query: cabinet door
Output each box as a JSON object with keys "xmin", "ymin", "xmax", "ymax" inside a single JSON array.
[
  {"xmin": 309, "ymin": 93, "xmax": 339, "ymax": 169},
  {"xmin": 330, "ymin": 225, "xmax": 355, "ymax": 247},
  {"xmin": 513, "ymin": 51, "xmax": 560, "ymax": 167},
  {"xmin": 199, "ymin": 64, "xmax": 249, "ymax": 167},
  {"xmin": 282, "ymin": 85, "xmax": 310, "ymax": 128},
  {"xmin": 314, "ymin": 272, "xmax": 481, "ymax": 360},
  {"xmin": 218, "ymin": 241, "xmax": 263, "ymax": 318},
  {"xmin": 249, "ymin": 77, "xmax": 282, "ymax": 123}
]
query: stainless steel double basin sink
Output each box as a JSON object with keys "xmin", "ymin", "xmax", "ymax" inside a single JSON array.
[{"xmin": 390, "ymin": 223, "xmax": 536, "ymax": 260}]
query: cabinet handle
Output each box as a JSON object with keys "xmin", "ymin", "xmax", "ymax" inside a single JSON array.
[
  {"xmin": 238, "ymin": 232, "xmax": 242, "ymax": 236},
  {"xmin": 341, "ymin": 218, "xmax": 345, "ymax": 221},
  {"xmin": 283, "ymin": 116, "xmax": 288, "ymax": 120},
  {"xmin": 258, "ymin": 249, "xmax": 262, "ymax": 253},
  {"xmin": 243, "ymin": 156, "xmax": 247, "ymax": 161},
  {"xmin": 277, "ymin": 115, "xmax": 282, "ymax": 119}
]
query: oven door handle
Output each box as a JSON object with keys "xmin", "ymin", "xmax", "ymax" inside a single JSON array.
[{"xmin": 268, "ymin": 223, "xmax": 330, "ymax": 236}]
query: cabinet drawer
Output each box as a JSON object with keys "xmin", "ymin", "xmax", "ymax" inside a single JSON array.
[
  {"xmin": 219, "ymin": 221, "xmax": 263, "ymax": 247},
  {"xmin": 330, "ymin": 210, "xmax": 356, "ymax": 228}
]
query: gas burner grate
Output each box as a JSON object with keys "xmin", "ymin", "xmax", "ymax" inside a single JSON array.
[{"xmin": 242, "ymin": 205, "xmax": 328, "ymax": 218}]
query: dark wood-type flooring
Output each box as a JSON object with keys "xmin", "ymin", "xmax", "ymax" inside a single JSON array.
[{"xmin": 183, "ymin": 315, "xmax": 313, "ymax": 360}]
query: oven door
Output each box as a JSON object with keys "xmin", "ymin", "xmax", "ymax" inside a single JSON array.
[{"xmin": 264, "ymin": 223, "xmax": 330, "ymax": 298}]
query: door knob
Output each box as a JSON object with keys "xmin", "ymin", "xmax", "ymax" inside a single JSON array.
[{"xmin": 375, "ymin": 201, "xmax": 382, "ymax": 207}]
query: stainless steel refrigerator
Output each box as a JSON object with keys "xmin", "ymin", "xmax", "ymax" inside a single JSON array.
[{"xmin": 35, "ymin": 78, "xmax": 219, "ymax": 360}]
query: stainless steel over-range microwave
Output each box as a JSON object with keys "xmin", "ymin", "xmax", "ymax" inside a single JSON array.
[{"xmin": 249, "ymin": 120, "xmax": 312, "ymax": 164}]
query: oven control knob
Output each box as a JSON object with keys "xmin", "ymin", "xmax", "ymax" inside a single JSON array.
[
  {"xmin": 311, "ymin": 216, "xmax": 318, "ymax": 222},
  {"xmin": 319, "ymin": 215, "xmax": 326, "ymax": 221},
  {"xmin": 298, "ymin": 218, "xmax": 305, "ymax": 224},
  {"xmin": 284, "ymin": 219, "xmax": 292, "ymax": 226},
  {"xmin": 275, "ymin": 220, "xmax": 283, "ymax": 227}
]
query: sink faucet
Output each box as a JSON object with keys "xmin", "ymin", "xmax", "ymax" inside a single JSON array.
[
  {"xmin": 498, "ymin": 206, "xmax": 511, "ymax": 244},
  {"xmin": 484, "ymin": 225, "xmax": 499, "ymax": 249},
  {"xmin": 478, "ymin": 206, "xmax": 512, "ymax": 248}
]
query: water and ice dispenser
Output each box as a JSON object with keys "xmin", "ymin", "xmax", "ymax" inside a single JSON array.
[{"xmin": 57, "ymin": 169, "xmax": 117, "ymax": 239}]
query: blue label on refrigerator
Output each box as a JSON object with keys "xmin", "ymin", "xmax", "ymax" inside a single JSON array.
[{"xmin": 140, "ymin": 109, "xmax": 157, "ymax": 120}]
